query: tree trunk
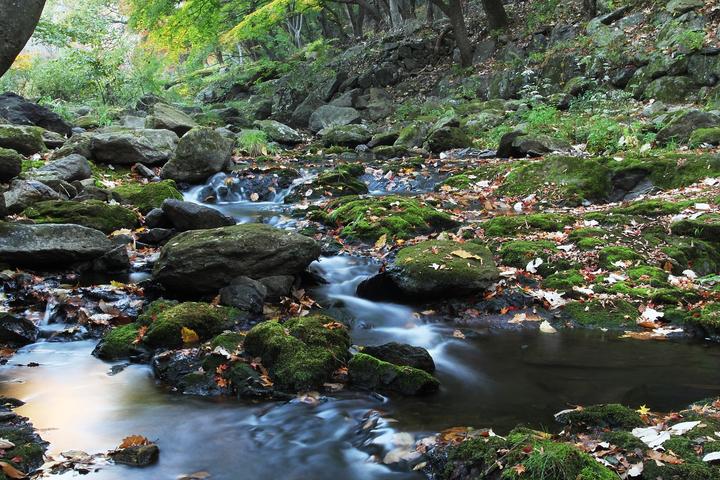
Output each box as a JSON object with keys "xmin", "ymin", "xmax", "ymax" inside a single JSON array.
[
  {"xmin": 480, "ymin": 0, "xmax": 508, "ymax": 30},
  {"xmin": 583, "ymin": 0, "xmax": 597, "ymax": 19},
  {"xmin": 389, "ymin": 0, "xmax": 403, "ymax": 28},
  {"xmin": 0, "ymin": 0, "xmax": 47, "ymax": 78},
  {"xmin": 431, "ymin": 0, "xmax": 473, "ymax": 67}
]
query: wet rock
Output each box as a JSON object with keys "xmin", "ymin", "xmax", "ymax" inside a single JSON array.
[
  {"xmin": 160, "ymin": 127, "xmax": 233, "ymax": 183},
  {"xmin": 144, "ymin": 208, "xmax": 170, "ymax": 228},
  {"xmin": 358, "ymin": 240, "xmax": 499, "ymax": 300},
  {"xmin": 4, "ymin": 179, "xmax": 63, "ymax": 213},
  {"xmin": 0, "ymin": 124, "xmax": 46, "ymax": 155},
  {"xmin": 25, "ymin": 154, "xmax": 92, "ymax": 182},
  {"xmin": 0, "ymin": 312, "xmax": 38, "ymax": 346},
  {"xmin": 153, "ymin": 224, "xmax": 320, "ymax": 294},
  {"xmin": 0, "ymin": 223, "xmax": 113, "ymax": 267},
  {"xmin": 91, "ymin": 129, "xmax": 179, "ymax": 166},
  {"xmin": 145, "ymin": 103, "xmax": 197, "ymax": 136},
  {"xmin": 110, "ymin": 444, "xmax": 159, "ymax": 467},
  {"xmin": 424, "ymin": 116, "xmax": 471, "ymax": 153},
  {"xmin": 259, "ymin": 275, "xmax": 295, "ymax": 301},
  {"xmin": 362, "ymin": 342, "xmax": 435, "ymax": 373},
  {"xmin": 133, "ymin": 162, "xmax": 157, "ymax": 180},
  {"xmin": 348, "ymin": 353, "xmax": 439, "ymax": 395},
  {"xmin": 142, "ymin": 302, "xmax": 244, "ymax": 348},
  {"xmin": 309, "ymin": 105, "xmax": 361, "ymax": 133},
  {"xmin": 91, "ymin": 244, "xmax": 131, "ymax": 272},
  {"xmin": 0, "ymin": 92, "xmax": 71, "ymax": 135},
  {"xmin": 137, "ymin": 228, "xmax": 174, "ymax": 245},
  {"xmin": 497, "ymin": 130, "xmax": 570, "ymax": 158},
  {"xmin": 657, "ymin": 110, "xmax": 720, "ymax": 144},
  {"xmin": 112, "ymin": 179, "xmax": 183, "ymax": 213},
  {"xmin": 0, "ymin": 147, "xmax": 22, "ymax": 182},
  {"xmin": 93, "ymin": 324, "xmax": 148, "ymax": 361},
  {"xmin": 254, "ymin": 119, "xmax": 303, "ymax": 144},
  {"xmin": 219, "ymin": 276, "xmax": 267, "ymax": 313},
  {"xmin": 160, "ymin": 199, "xmax": 235, "ymax": 232},
  {"xmin": 22, "ymin": 200, "xmax": 138, "ymax": 233}
]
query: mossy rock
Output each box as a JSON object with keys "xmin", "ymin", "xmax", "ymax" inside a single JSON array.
[
  {"xmin": 482, "ymin": 213, "xmax": 573, "ymax": 237},
  {"xmin": 583, "ymin": 211, "xmax": 634, "ymax": 225},
  {"xmin": 0, "ymin": 425, "xmax": 46, "ymax": 473},
  {"xmin": 499, "ymin": 240, "xmax": 572, "ymax": 276},
  {"xmin": 672, "ymin": 213, "xmax": 720, "ymax": 243},
  {"xmin": 94, "ymin": 324, "xmax": 142, "ymax": 360},
  {"xmin": 444, "ymin": 435, "xmax": 508, "ymax": 476},
  {"xmin": 0, "ymin": 125, "xmax": 46, "ymax": 155},
  {"xmin": 598, "ymin": 245, "xmax": 643, "ymax": 269},
  {"xmin": 436, "ymin": 163, "xmax": 511, "ymax": 190},
  {"xmin": 385, "ymin": 240, "xmax": 499, "ymax": 298},
  {"xmin": 325, "ymin": 195, "xmax": 458, "ymax": 242},
  {"xmin": 209, "ymin": 332, "xmax": 245, "ymax": 352},
  {"xmin": 136, "ymin": 299, "xmax": 178, "ymax": 326},
  {"xmin": 626, "ymin": 265, "xmax": 669, "ymax": 287},
  {"xmin": 612, "ymin": 198, "xmax": 695, "ymax": 216},
  {"xmin": 112, "ymin": 180, "xmax": 183, "ymax": 213},
  {"xmin": 22, "ymin": 200, "xmax": 138, "ymax": 234},
  {"xmin": 555, "ymin": 404, "xmax": 644, "ymax": 429},
  {"xmin": 347, "ymin": 353, "xmax": 439, "ymax": 396},
  {"xmin": 563, "ymin": 299, "xmax": 637, "ymax": 328},
  {"xmin": 690, "ymin": 127, "xmax": 720, "ymax": 146},
  {"xmin": 568, "ymin": 227, "xmax": 608, "ymax": 250},
  {"xmin": 284, "ymin": 164, "xmax": 367, "ymax": 202},
  {"xmin": 243, "ymin": 315, "xmax": 350, "ymax": 392},
  {"xmin": 662, "ymin": 236, "xmax": 720, "ymax": 276},
  {"xmin": 686, "ymin": 302, "xmax": 720, "ymax": 340},
  {"xmin": 615, "ymin": 153, "xmax": 720, "ymax": 191},
  {"xmin": 542, "ymin": 269, "xmax": 585, "ymax": 291},
  {"xmin": 143, "ymin": 302, "xmax": 242, "ymax": 348}
]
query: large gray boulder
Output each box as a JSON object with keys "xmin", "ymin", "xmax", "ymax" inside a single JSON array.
[
  {"xmin": 0, "ymin": 124, "xmax": 46, "ymax": 155},
  {"xmin": 319, "ymin": 124, "xmax": 372, "ymax": 146},
  {"xmin": 657, "ymin": 110, "xmax": 720, "ymax": 144},
  {"xmin": 91, "ymin": 129, "xmax": 179, "ymax": 166},
  {"xmin": 0, "ymin": 222, "xmax": 113, "ymax": 267},
  {"xmin": 0, "ymin": 147, "xmax": 22, "ymax": 182},
  {"xmin": 26, "ymin": 154, "xmax": 92, "ymax": 182},
  {"xmin": 497, "ymin": 130, "xmax": 571, "ymax": 158},
  {"xmin": 253, "ymin": 120, "xmax": 303, "ymax": 144},
  {"xmin": 145, "ymin": 103, "xmax": 198, "ymax": 136},
  {"xmin": 4, "ymin": 179, "xmax": 62, "ymax": 213},
  {"xmin": 153, "ymin": 223, "xmax": 320, "ymax": 293},
  {"xmin": 160, "ymin": 199, "xmax": 235, "ymax": 231},
  {"xmin": 308, "ymin": 105, "xmax": 361, "ymax": 133},
  {"xmin": 160, "ymin": 127, "xmax": 233, "ymax": 183},
  {"xmin": 0, "ymin": 92, "xmax": 71, "ymax": 136}
]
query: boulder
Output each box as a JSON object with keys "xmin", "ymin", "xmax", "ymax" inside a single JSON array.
[
  {"xmin": 0, "ymin": 312, "xmax": 38, "ymax": 346},
  {"xmin": 348, "ymin": 353, "xmax": 439, "ymax": 396},
  {"xmin": 497, "ymin": 131, "xmax": 571, "ymax": 158},
  {"xmin": 259, "ymin": 275, "xmax": 295, "ymax": 300},
  {"xmin": 0, "ymin": 92, "xmax": 71, "ymax": 135},
  {"xmin": 424, "ymin": 116, "xmax": 471, "ymax": 153},
  {"xmin": 110, "ymin": 444, "xmax": 159, "ymax": 467},
  {"xmin": 289, "ymin": 93, "xmax": 324, "ymax": 128},
  {"xmin": 253, "ymin": 120, "xmax": 303, "ymax": 144},
  {"xmin": 153, "ymin": 223, "xmax": 321, "ymax": 293},
  {"xmin": 0, "ymin": 147, "xmax": 22, "ymax": 182},
  {"xmin": 657, "ymin": 110, "xmax": 720, "ymax": 144},
  {"xmin": 26, "ymin": 154, "xmax": 92, "ymax": 182},
  {"xmin": 319, "ymin": 124, "xmax": 372, "ymax": 146},
  {"xmin": 145, "ymin": 103, "xmax": 198, "ymax": 136},
  {"xmin": 91, "ymin": 129, "xmax": 179, "ymax": 166},
  {"xmin": 112, "ymin": 180, "xmax": 183, "ymax": 213},
  {"xmin": 357, "ymin": 240, "xmax": 499, "ymax": 300},
  {"xmin": 690, "ymin": 127, "xmax": 720, "ymax": 146},
  {"xmin": 160, "ymin": 127, "xmax": 233, "ymax": 183},
  {"xmin": 51, "ymin": 132, "xmax": 93, "ymax": 160},
  {"xmin": 0, "ymin": 222, "xmax": 113, "ymax": 267},
  {"xmin": 666, "ymin": 0, "xmax": 703, "ymax": 15},
  {"xmin": 4, "ymin": 180, "xmax": 62, "ymax": 213},
  {"xmin": 42, "ymin": 130, "xmax": 66, "ymax": 149},
  {"xmin": 160, "ymin": 199, "xmax": 235, "ymax": 231},
  {"xmin": 0, "ymin": 125, "xmax": 46, "ymax": 155},
  {"xmin": 22, "ymin": 200, "xmax": 138, "ymax": 234},
  {"xmin": 308, "ymin": 105, "xmax": 361, "ymax": 133},
  {"xmin": 362, "ymin": 342, "xmax": 435, "ymax": 373},
  {"xmin": 219, "ymin": 276, "xmax": 267, "ymax": 313},
  {"xmin": 644, "ymin": 76, "xmax": 695, "ymax": 102}
]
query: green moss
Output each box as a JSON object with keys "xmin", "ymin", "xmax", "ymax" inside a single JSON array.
[
  {"xmin": 672, "ymin": 214, "xmax": 720, "ymax": 243},
  {"xmin": 0, "ymin": 125, "xmax": 46, "ymax": 155},
  {"xmin": 112, "ymin": 180, "xmax": 183, "ymax": 213},
  {"xmin": 437, "ymin": 164, "xmax": 510, "ymax": 190},
  {"xmin": 563, "ymin": 299, "xmax": 637, "ymax": 328},
  {"xmin": 690, "ymin": 127, "xmax": 720, "ymax": 147},
  {"xmin": 444, "ymin": 435, "xmax": 508, "ymax": 478},
  {"xmin": 601, "ymin": 430, "xmax": 646, "ymax": 451},
  {"xmin": 347, "ymin": 353, "xmax": 439, "ymax": 395},
  {"xmin": 569, "ymin": 227, "xmax": 608, "ymax": 250},
  {"xmin": 482, "ymin": 213, "xmax": 573, "ymax": 237},
  {"xmin": 662, "ymin": 236, "xmax": 720, "ymax": 276},
  {"xmin": 285, "ymin": 164, "xmax": 367, "ymax": 202},
  {"xmin": 542, "ymin": 269, "xmax": 585, "ymax": 291},
  {"xmin": 22, "ymin": 200, "xmax": 138, "ymax": 233},
  {"xmin": 612, "ymin": 199, "xmax": 695, "ymax": 216},
  {"xmin": 583, "ymin": 211, "xmax": 633, "ymax": 225},
  {"xmin": 325, "ymin": 195, "xmax": 458, "ymax": 242},
  {"xmin": 143, "ymin": 302, "xmax": 240, "ymax": 348},
  {"xmin": 686, "ymin": 302, "xmax": 720, "ymax": 339},
  {"xmin": 577, "ymin": 237, "xmax": 607, "ymax": 250},
  {"xmin": 243, "ymin": 315, "xmax": 350, "ymax": 392},
  {"xmin": 626, "ymin": 265, "xmax": 669, "ymax": 287},
  {"xmin": 209, "ymin": 332, "xmax": 245, "ymax": 352},
  {"xmin": 598, "ymin": 246, "xmax": 643, "ymax": 269},
  {"xmin": 502, "ymin": 439, "xmax": 616, "ymax": 480},
  {"xmin": 94, "ymin": 324, "xmax": 140, "ymax": 360},
  {"xmin": 0, "ymin": 426, "xmax": 46, "ymax": 472},
  {"xmin": 136, "ymin": 299, "xmax": 178, "ymax": 326},
  {"xmin": 555, "ymin": 404, "xmax": 644, "ymax": 429},
  {"xmin": 500, "ymin": 240, "xmax": 572, "ymax": 276}
]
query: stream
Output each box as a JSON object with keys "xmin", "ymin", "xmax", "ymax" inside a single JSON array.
[{"xmin": 1, "ymin": 173, "xmax": 720, "ymax": 479}]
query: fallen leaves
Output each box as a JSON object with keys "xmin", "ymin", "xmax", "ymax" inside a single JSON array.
[
  {"xmin": 181, "ymin": 327, "xmax": 200, "ymax": 344},
  {"xmin": 118, "ymin": 435, "xmax": 151, "ymax": 449},
  {"xmin": 0, "ymin": 462, "xmax": 25, "ymax": 479}
]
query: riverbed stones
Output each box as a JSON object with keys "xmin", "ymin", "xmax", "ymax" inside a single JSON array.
[
  {"xmin": 308, "ymin": 105, "xmax": 361, "ymax": 133},
  {"xmin": 0, "ymin": 125, "xmax": 46, "ymax": 155},
  {"xmin": 0, "ymin": 312, "xmax": 38, "ymax": 346},
  {"xmin": 0, "ymin": 148, "xmax": 22, "ymax": 181},
  {"xmin": 319, "ymin": 124, "xmax": 372, "ymax": 146},
  {"xmin": 112, "ymin": 180, "xmax": 183, "ymax": 213},
  {"xmin": 25, "ymin": 154, "xmax": 92, "ymax": 182},
  {"xmin": 0, "ymin": 222, "xmax": 113, "ymax": 267},
  {"xmin": 497, "ymin": 130, "xmax": 570, "ymax": 158},
  {"xmin": 90, "ymin": 129, "xmax": 179, "ymax": 166},
  {"xmin": 254, "ymin": 120, "xmax": 303, "ymax": 144},
  {"xmin": 0, "ymin": 92, "xmax": 72, "ymax": 135},
  {"xmin": 3, "ymin": 180, "xmax": 63, "ymax": 213},
  {"xmin": 219, "ymin": 276, "xmax": 267, "ymax": 313},
  {"xmin": 348, "ymin": 353, "xmax": 439, "ymax": 395},
  {"xmin": 141, "ymin": 302, "xmax": 242, "ymax": 348},
  {"xmin": 22, "ymin": 200, "xmax": 138, "ymax": 234},
  {"xmin": 145, "ymin": 103, "xmax": 197, "ymax": 136},
  {"xmin": 110, "ymin": 444, "xmax": 159, "ymax": 467},
  {"xmin": 153, "ymin": 224, "xmax": 321, "ymax": 293},
  {"xmin": 656, "ymin": 110, "xmax": 720, "ymax": 144},
  {"xmin": 160, "ymin": 127, "xmax": 233, "ymax": 183},
  {"xmin": 160, "ymin": 199, "xmax": 235, "ymax": 231},
  {"xmin": 362, "ymin": 342, "xmax": 435, "ymax": 373},
  {"xmin": 358, "ymin": 240, "xmax": 499, "ymax": 300}
]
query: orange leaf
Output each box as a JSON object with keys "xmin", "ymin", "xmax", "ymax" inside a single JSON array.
[
  {"xmin": 118, "ymin": 435, "xmax": 151, "ymax": 449},
  {"xmin": 0, "ymin": 462, "xmax": 25, "ymax": 479}
]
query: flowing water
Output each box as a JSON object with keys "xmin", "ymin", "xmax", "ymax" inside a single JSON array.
[{"xmin": 2, "ymin": 176, "xmax": 719, "ymax": 479}]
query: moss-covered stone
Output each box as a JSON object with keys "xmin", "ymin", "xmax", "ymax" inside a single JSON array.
[
  {"xmin": 690, "ymin": 127, "xmax": 720, "ymax": 146},
  {"xmin": 662, "ymin": 236, "xmax": 720, "ymax": 276},
  {"xmin": 243, "ymin": 315, "xmax": 350, "ymax": 392},
  {"xmin": 22, "ymin": 200, "xmax": 138, "ymax": 233},
  {"xmin": 482, "ymin": 213, "xmax": 573, "ymax": 237},
  {"xmin": 348, "ymin": 352, "xmax": 439, "ymax": 395},
  {"xmin": 555, "ymin": 404, "xmax": 644, "ymax": 429},
  {"xmin": 0, "ymin": 425, "xmax": 46, "ymax": 473},
  {"xmin": 672, "ymin": 213, "xmax": 720, "ymax": 243},
  {"xmin": 542, "ymin": 269, "xmax": 585, "ymax": 291},
  {"xmin": 626, "ymin": 265, "xmax": 669, "ymax": 287},
  {"xmin": 112, "ymin": 180, "xmax": 183, "ymax": 213},
  {"xmin": 209, "ymin": 332, "xmax": 245, "ymax": 352},
  {"xmin": 325, "ymin": 195, "xmax": 458, "ymax": 242},
  {"xmin": 499, "ymin": 240, "xmax": 572, "ymax": 276},
  {"xmin": 94, "ymin": 324, "xmax": 141, "ymax": 360},
  {"xmin": 284, "ymin": 164, "xmax": 367, "ymax": 202},
  {"xmin": 143, "ymin": 302, "xmax": 241, "ymax": 348},
  {"xmin": 686, "ymin": 302, "xmax": 720, "ymax": 340},
  {"xmin": 0, "ymin": 125, "xmax": 46, "ymax": 155},
  {"xmin": 437, "ymin": 164, "xmax": 511, "ymax": 190},
  {"xmin": 563, "ymin": 299, "xmax": 637, "ymax": 328},
  {"xmin": 612, "ymin": 198, "xmax": 695, "ymax": 216},
  {"xmin": 136, "ymin": 299, "xmax": 178, "ymax": 326},
  {"xmin": 598, "ymin": 245, "xmax": 643, "ymax": 269}
]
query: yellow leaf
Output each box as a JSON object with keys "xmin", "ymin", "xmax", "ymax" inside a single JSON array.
[
  {"xmin": 451, "ymin": 249, "xmax": 482, "ymax": 260},
  {"xmin": 0, "ymin": 461, "xmax": 25, "ymax": 479},
  {"xmin": 375, "ymin": 234, "xmax": 387, "ymax": 249},
  {"xmin": 181, "ymin": 327, "xmax": 200, "ymax": 344},
  {"xmin": 637, "ymin": 404, "xmax": 651, "ymax": 415}
]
